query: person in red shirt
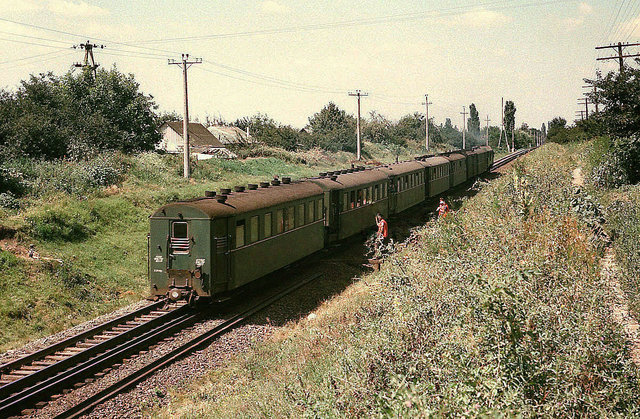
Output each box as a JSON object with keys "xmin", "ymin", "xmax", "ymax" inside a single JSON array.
[
  {"xmin": 376, "ymin": 213, "xmax": 388, "ymax": 245},
  {"xmin": 437, "ymin": 197, "xmax": 449, "ymax": 218}
]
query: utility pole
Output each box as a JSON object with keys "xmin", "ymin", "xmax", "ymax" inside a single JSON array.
[
  {"xmin": 583, "ymin": 83, "xmax": 599, "ymax": 113},
  {"xmin": 72, "ymin": 40, "xmax": 105, "ymax": 79},
  {"xmin": 578, "ymin": 97, "xmax": 589, "ymax": 119},
  {"xmin": 498, "ymin": 97, "xmax": 504, "ymax": 149},
  {"xmin": 422, "ymin": 93, "xmax": 432, "ymax": 151},
  {"xmin": 460, "ymin": 106, "xmax": 467, "ymax": 150},
  {"xmin": 595, "ymin": 42, "xmax": 640, "ymax": 73},
  {"xmin": 169, "ymin": 54, "xmax": 202, "ymax": 179},
  {"xmin": 348, "ymin": 90, "xmax": 368, "ymax": 160},
  {"xmin": 485, "ymin": 115, "xmax": 491, "ymax": 146}
]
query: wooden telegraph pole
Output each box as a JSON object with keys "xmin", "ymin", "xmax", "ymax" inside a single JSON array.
[
  {"xmin": 169, "ymin": 54, "xmax": 202, "ymax": 179},
  {"xmin": 498, "ymin": 97, "xmax": 504, "ymax": 149},
  {"xmin": 349, "ymin": 90, "xmax": 368, "ymax": 160},
  {"xmin": 485, "ymin": 115, "xmax": 491, "ymax": 146},
  {"xmin": 422, "ymin": 93, "xmax": 432, "ymax": 151},
  {"xmin": 72, "ymin": 40, "xmax": 105, "ymax": 79},
  {"xmin": 460, "ymin": 106, "xmax": 467, "ymax": 150},
  {"xmin": 595, "ymin": 42, "xmax": 640, "ymax": 73}
]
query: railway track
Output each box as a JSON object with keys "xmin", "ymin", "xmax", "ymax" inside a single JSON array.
[
  {"xmin": 53, "ymin": 273, "xmax": 321, "ymax": 419},
  {"xmin": 0, "ymin": 300, "xmax": 190, "ymax": 417},
  {"xmin": 490, "ymin": 147, "xmax": 535, "ymax": 171}
]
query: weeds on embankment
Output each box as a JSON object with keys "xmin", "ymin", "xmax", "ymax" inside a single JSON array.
[{"xmin": 158, "ymin": 143, "xmax": 640, "ymax": 417}]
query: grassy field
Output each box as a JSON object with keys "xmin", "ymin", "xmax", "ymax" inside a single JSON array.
[
  {"xmin": 0, "ymin": 142, "xmax": 439, "ymax": 352},
  {"xmin": 157, "ymin": 143, "xmax": 640, "ymax": 417}
]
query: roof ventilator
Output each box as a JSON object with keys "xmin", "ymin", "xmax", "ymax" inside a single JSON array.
[
  {"xmin": 234, "ymin": 186, "xmax": 246, "ymax": 192},
  {"xmin": 220, "ymin": 188, "xmax": 232, "ymax": 195},
  {"xmin": 260, "ymin": 182, "xmax": 270, "ymax": 188},
  {"xmin": 247, "ymin": 184, "xmax": 258, "ymax": 190},
  {"xmin": 205, "ymin": 190, "xmax": 216, "ymax": 197},
  {"xmin": 216, "ymin": 195, "xmax": 227, "ymax": 203},
  {"xmin": 271, "ymin": 179, "xmax": 280, "ymax": 186},
  {"xmin": 282, "ymin": 177, "xmax": 291, "ymax": 184}
]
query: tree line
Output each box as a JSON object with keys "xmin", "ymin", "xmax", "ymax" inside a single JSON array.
[
  {"xmin": 544, "ymin": 59, "xmax": 640, "ymax": 186},
  {"xmin": 0, "ymin": 66, "xmax": 534, "ymax": 165}
]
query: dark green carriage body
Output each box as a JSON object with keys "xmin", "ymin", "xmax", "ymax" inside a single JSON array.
[
  {"xmin": 309, "ymin": 170, "xmax": 390, "ymax": 241},
  {"xmin": 149, "ymin": 182, "xmax": 326, "ymax": 298},
  {"xmin": 475, "ymin": 146, "xmax": 494, "ymax": 173},
  {"xmin": 464, "ymin": 149, "xmax": 480, "ymax": 178},
  {"xmin": 444, "ymin": 153, "xmax": 467, "ymax": 188},
  {"xmin": 377, "ymin": 162, "xmax": 426, "ymax": 214},
  {"xmin": 419, "ymin": 156, "xmax": 450, "ymax": 198}
]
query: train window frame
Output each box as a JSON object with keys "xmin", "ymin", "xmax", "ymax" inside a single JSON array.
[
  {"xmin": 342, "ymin": 193, "xmax": 348, "ymax": 212},
  {"xmin": 297, "ymin": 203, "xmax": 305, "ymax": 227},
  {"xmin": 249, "ymin": 215, "xmax": 259, "ymax": 243},
  {"xmin": 316, "ymin": 199, "xmax": 323, "ymax": 220},
  {"xmin": 235, "ymin": 220, "xmax": 245, "ymax": 248},
  {"xmin": 276, "ymin": 209, "xmax": 284, "ymax": 234},
  {"xmin": 285, "ymin": 207, "xmax": 294, "ymax": 231},
  {"xmin": 306, "ymin": 201, "xmax": 314, "ymax": 223},
  {"xmin": 264, "ymin": 212, "xmax": 272, "ymax": 238},
  {"xmin": 170, "ymin": 221, "xmax": 189, "ymax": 254},
  {"xmin": 350, "ymin": 190, "xmax": 356, "ymax": 209}
]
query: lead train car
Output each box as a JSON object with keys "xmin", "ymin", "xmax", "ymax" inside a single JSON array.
[{"xmin": 149, "ymin": 147, "xmax": 494, "ymax": 301}]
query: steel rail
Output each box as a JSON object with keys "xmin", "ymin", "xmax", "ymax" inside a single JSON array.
[
  {"xmin": 0, "ymin": 303, "xmax": 191, "ymax": 417},
  {"xmin": 0, "ymin": 300, "xmax": 166, "ymax": 376},
  {"xmin": 56, "ymin": 273, "xmax": 323, "ymax": 419},
  {"xmin": 490, "ymin": 147, "xmax": 535, "ymax": 171}
]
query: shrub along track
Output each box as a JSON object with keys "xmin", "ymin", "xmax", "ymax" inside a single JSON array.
[{"xmin": 10, "ymin": 149, "xmax": 532, "ymax": 418}]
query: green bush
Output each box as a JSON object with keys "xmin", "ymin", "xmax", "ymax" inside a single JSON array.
[
  {"xmin": 0, "ymin": 191, "xmax": 19, "ymax": 209},
  {"xmin": 25, "ymin": 207, "xmax": 93, "ymax": 242}
]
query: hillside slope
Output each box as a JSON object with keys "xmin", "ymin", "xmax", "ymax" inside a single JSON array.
[{"xmin": 158, "ymin": 144, "xmax": 640, "ymax": 417}]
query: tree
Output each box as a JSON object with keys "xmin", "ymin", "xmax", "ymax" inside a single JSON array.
[
  {"xmin": 504, "ymin": 101, "xmax": 516, "ymax": 136},
  {"xmin": 468, "ymin": 103, "xmax": 480, "ymax": 138},
  {"xmin": 307, "ymin": 102, "xmax": 356, "ymax": 152},
  {"xmin": 0, "ymin": 67, "xmax": 160, "ymax": 160},
  {"xmin": 587, "ymin": 63, "xmax": 640, "ymax": 138},
  {"xmin": 541, "ymin": 123, "xmax": 546, "ymax": 138}
]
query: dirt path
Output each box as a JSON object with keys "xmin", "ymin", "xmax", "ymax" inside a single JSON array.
[{"xmin": 572, "ymin": 167, "xmax": 640, "ymax": 367}]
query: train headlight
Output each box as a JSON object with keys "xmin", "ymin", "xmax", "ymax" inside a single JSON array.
[
  {"xmin": 195, "ymin": 258, "xmax": 205, "ymax": 268},
  {"xmin": 169, "ymin": 288, "xmax": 182, "ymax": 301}
]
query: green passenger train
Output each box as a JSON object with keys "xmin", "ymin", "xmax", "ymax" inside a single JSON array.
[{"xmin": 148, "ymin": 146, "xmax": 494, "ymax": 302}]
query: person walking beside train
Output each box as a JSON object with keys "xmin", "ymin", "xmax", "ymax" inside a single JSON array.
[
  {"xmin": 375, "ymin": 213, "xmax": 388, "ymax": 245},
  {"xmin": 437, "ymin": 198, "xmax": 449, "ymax": 218}
]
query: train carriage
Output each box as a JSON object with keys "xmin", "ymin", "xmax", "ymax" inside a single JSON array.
[
  {"xmin": 309, "ymin": 169, "xmax": 390, "ymax": 241},
  {"xmin": 418, "ymin": 156, "xmax": 450, "ymax": 198},
  {"xmin": 377, "ymin": 161, "xmax": 426, "ymax": 214},
  {"xmin": 149, "ymin": 181, "xmax": 326, "ymax": 300},
  {"xmin": 463, "ymin": 148, "xmax": 480, "ymax": 178},
  {"xmin": 475, "ymin": 146, "xmax": 494, "ymax": 173},
  {"xmin": 444, "ymin": 153, "xmax": 467, "ymax": 188}
]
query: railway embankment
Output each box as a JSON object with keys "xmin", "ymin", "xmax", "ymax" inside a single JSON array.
[{"xmin": 158, "ymin": 143, "xmax": 640, "ymax": 417}]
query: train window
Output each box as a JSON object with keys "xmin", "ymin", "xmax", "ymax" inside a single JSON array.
[
  {"xmin": 396, "ymin": 179, "xmax": 401, "ymax": 192},
  {"xmin": 306, "ymin": 201, "xmax": 314, "ymax": 223},
  {"xmin": 276, "ymin": 209, "xmax": 284, "ymax": 234},
  {"xmin": 373, "ymin": 185, "xmax": 379, "ymax": 201},
  {"xmin": 316, "ymin": 199, "xmax": 323, "ymax": 220},
  {"xmin": 350, "ymin": 191, "xmax": 356, "ymax": 209},
  {"xmin": 264, "ymin": 213, "xmax": 272, "ymax": 238},
  {"xmin": 358, "ymin": 189, "xmax": 364, "ymax": 206},
  {"xmin": 170, "ymin": 222, "xmax": 189, "ymax": 254},
  {"xmin": 235, "ymin": 220, "xmax": 245, "ymax": 248},
  {"xmin": 368, "ymin": 186, "xmax": 372, "ymax": 203},
  {"xmin": 382, "ymin": 184, "xmax": 387, "ymax": 198},
  {"xmin": 297, "ymin": 203, "xmax": 305, "ymax": 227},
  {"xmin": 342, "ymin": 193, "xmax": 348, "ymax": 212},
  {"xmin": 284, "ymin": 207, "xmax": 294, "ymax": 231},
  {"xmin": 250, "ymin": 216, "xmax": 259, "ymax": 243}
]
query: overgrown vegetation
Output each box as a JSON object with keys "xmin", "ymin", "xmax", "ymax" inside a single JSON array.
[{"xmin": 158, "ymin": 144, "xmax": 639, "ymax": 417}]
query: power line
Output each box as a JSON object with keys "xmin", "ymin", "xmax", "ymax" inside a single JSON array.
[
  {"xmin": 139, "ymin": 0, "xmax": 573, "ymax": 44},
  {"xmin": 0, "ymin": 49, "xmax": 69, "ymax": 66}
]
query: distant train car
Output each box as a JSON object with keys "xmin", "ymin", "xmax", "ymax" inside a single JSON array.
[{"xmin": 149, "ymin": 147, "xmax": 495, "ymax": 302}]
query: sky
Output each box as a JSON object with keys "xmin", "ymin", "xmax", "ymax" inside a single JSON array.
[{"xmin": 0, "ymin": 0, "xmax": 638, "ymax": 130}]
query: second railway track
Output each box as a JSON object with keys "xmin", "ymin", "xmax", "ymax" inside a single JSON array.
[{"xmin": 0, "ymin": 300, "xmax": 190, "ymax": 417}]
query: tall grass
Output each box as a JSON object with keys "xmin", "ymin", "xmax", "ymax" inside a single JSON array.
[{"xmin": 158, "ymin": 143, "xmax": 639, "ymax": 417}]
